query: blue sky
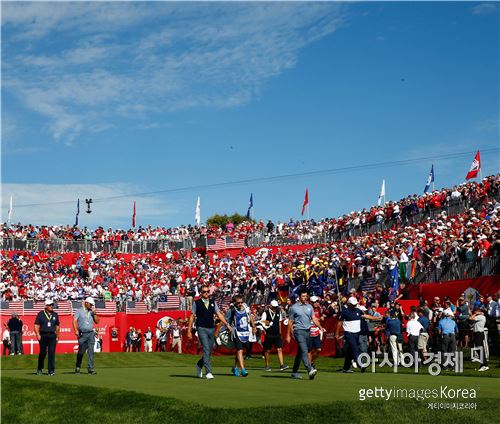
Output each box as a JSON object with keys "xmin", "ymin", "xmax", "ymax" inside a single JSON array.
[{"xmin": 1, "ymin": 1, "xmax": 499, "ymax": 228}]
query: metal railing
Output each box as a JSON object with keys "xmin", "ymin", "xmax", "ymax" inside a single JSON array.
[
  {"xmin": 347, "ymin": 256, "xmax": 500, "ymax": 292},
  {"xmin": 2, "ymin": 193, "xmax": 497, "ymax": 254}
]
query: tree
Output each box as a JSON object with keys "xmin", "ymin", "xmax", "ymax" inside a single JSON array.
[{"xmin": 206, "ymin": 212, "xmax": 254, "ymax": 228}]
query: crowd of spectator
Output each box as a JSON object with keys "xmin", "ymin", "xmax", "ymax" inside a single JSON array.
[
  {"xmin": 1, "ymin": 194, "xmax": 499, "ymax": 310},
  {"xmin": 1, "ymin": 175, "xmax": 498, "ymax": 247}
]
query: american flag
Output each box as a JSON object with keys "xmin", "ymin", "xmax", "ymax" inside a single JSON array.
[
  {"xmin": 157, "ymin": 295, "xmax": 181, "ymax": 310},
  {"xmin": 126, "ymin": 300, "xmax": 149, "ymax": 314},
  {"xmin": 23, "ymin": 301, "xmax": 48, "ymax": 316},
  {"xmin": 360, "ymin": 276, "xmax": 377, "ymax": 293},
  {"xmin": 225, "ymin": 236, "xmax": 245, "ymax": 249},
  {"xmin": 22, "ymin": 301, "xmax": 73, "ymax": 316},
  {"xmin": 215, "ymin": 295, "xmax": 232, "ymax": 312},
  {"xmin": 207, "ymin": 238, "xmax": 226, "ymax": 251},
  {"xmin": 72, "ymin": 300, "xmax": 117, "ymax": 315},
  {"xmin": 0, "ymin": 301, "xmax": 24, "ymax": 316}
]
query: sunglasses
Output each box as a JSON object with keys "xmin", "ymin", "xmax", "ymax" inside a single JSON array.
[
  {"xmin": 201, "ymin": 290, "xmax": 209, "ymax": 294},
  {"xmin": 236, "ymin": 302, "xmax": 243, "ymax": 305}
]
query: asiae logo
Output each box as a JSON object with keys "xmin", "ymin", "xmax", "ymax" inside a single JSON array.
[{"xmin": 157, "ymin": 316, "xmax": 175, "ymax": 329}]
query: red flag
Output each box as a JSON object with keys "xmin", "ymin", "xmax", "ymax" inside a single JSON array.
[
  {"xmin": 132, "ymin": 201, "xmax": 136, "ymax": 227},
  {"xmin": 301, "ymin": 188, "xmax": 309, "ymax": 216},
  {"xmin": 465, "ymin": 150, "xmax": 481, "ymax": 180}
]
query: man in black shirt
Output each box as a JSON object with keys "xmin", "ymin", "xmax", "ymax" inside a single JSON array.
[
  {"xmin": 7, "ymin": 312, "xmax": 23, "ymax": 355},
  {"xmin": 34, "ymin": 299, "xmax": 60, "ymax": 376}
]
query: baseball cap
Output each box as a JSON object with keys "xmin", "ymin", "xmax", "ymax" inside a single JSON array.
[
  {"xmin": 310, "ymin": 296, "xmax": 320, "ymax": 303},
  {"xmin": 45, "ymin": 299, "xmax": 54, "ymax": 306},
  {"xmin": 270, "ymin": 300, "xmax": 279, "ymax": 307},
  {"xmin": 358, "ymin": 305, "xmax": 367, "ymax": 311},
  {"xmin": 348, "ymin": 297, "xmax": 358, "ymax": 306},
  {"xmin": 85, "ymin": 297, "xmax": 95, "ymax": 305}
]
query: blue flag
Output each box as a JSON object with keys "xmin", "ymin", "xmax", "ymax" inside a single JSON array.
[
  {"xmin": 423, "ymin": 164, "xmax": 435, "ymax": 193},
  {"xmin": 246, "ymin": 193, "xmax": 253, "ymax": 219},
  {"xmin": 388, "ymin": 266, "xmax": 399, "ymax": 301},
  {"xmin": 75, "ymin": 199, "xmax": 80, "ymax": 226}
]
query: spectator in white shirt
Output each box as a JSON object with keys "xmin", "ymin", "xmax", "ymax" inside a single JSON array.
[{"xmin": 406, "ymin": 313, "xmax": 424, "ymax": 359}]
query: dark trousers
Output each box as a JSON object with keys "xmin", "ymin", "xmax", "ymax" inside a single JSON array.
[
  {"xmin": 441, "ymin": 334, "xmax": 457, "ymax": 367},
  {"xmin": 38, "ymin": 333, "xmax": 57, "ymax": 373},
  {"xmin": 473, "ymin": 332, "xmax": 488, "ymax": 367},
  {"xmin": 10, "ymin": 331, "xmax": 22, "ymax": 354},
  {"xmin": 409, "ymin": 335, "xmax": 419, "ymax": 357},
  {"xmin": 343, "ymin": 332, "xmax": 360, "ymax": 371},
  {"xmin": 3, "ymin": 340, "xmax": 10, "ymax": 355}
]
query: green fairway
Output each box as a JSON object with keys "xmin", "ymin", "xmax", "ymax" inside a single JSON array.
[{"xmin": 2, "ymin": 353, "xmax": 499, "ymax": 423}]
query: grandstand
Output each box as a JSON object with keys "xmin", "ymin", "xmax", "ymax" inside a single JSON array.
[{"xmin": 1, "ymin": 174, "xmax": 499, "ymax": 313}]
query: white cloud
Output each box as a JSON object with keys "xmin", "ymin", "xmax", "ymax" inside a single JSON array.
[
  {"xmin": 1, "ymin": 183, "xmax": 177, "ymax": 228},
  {"xmin": 472, "ymin": 3, "xmax": 498, "ymax": 15},
  {"xmin": 2, "ymin": 2, "xmax": 346, "ymax": 143}
]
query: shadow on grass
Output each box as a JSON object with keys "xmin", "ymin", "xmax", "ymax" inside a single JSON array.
[{"xmin": 260, "ymin": 375, "xmax": 292, "ymax": 379}]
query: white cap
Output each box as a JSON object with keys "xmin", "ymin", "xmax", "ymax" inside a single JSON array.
[
  {"xmin": 444, "ymin": 309, "xmax": 454, "ymax": 317},
  {"xmin": 358, "ymin": 305, "xmax": 367, "ymax": 311},
  {"xmin": 85, "ymin": 297, "xmax": 95, "ymax": 305},
  {"xmin": 45, "ymin": 299, "xmax": 54, "ymax": 306},
  {"xmin": 348, "ymin": 297, "xmax": 358, "ymax": 306},
  {"xmin": 270, "ymin": 300, "xmax": 279, "ymax": 307},
  {"xmin": 310, "ymin": 296, "xmax": 320, "ymax": 303}
]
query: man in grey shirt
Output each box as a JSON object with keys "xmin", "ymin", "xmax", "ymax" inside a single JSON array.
[
  {"xmin": 73, "ymin": 297, "xmax": 100, "ymax": 374},
  {"xmin": 286, "ymin": 289, "xmax": 324, "ymax": 380},
  {"xmin": 470, "ymin": 307, "xmax": 489, "ymax": 371}
]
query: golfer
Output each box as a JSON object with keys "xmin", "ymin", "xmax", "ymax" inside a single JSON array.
[
  {"xmin": 187, "ymin": 285, "xmax": 232, "ymax": 380},
  {"xmin": 73, "ymin": 297, "xmax": 100, "ymax": 374},
  {"xmin": 286, "ymin": 289, "xmax": 324, "ymax": 380}
]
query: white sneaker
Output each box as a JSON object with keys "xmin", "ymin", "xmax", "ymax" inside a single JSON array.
[
  {"xmin": 352, "ymin": 361, "xmax": 358, "ymax": 369},
  {"xmin": 291, "ymin": 372, "xmax": 302, "ymax": 379},
  {"xmin": 308, "ymin": 368, "xmax": 318, "ymax": 380},
  {"xmin": 205, "ymin": 373, "xmax": 214, "ymax": 380},
  {"xmin": 478, "ymin": 366, "xmax": 489, "ymax": 372},
  {"xmin": 196, "ymin": 365, "xmax": 203, "ymax": 378}
]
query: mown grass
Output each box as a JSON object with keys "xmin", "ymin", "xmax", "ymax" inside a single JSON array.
[
  {"xmin": 2, "ymin": 377, "xmax": 498, "ymax": 424},
  {"xmin": 2, "ymin": 353, "xmax": 499, "ymax": 423}
]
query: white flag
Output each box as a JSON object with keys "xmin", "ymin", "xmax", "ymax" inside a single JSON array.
[
  {"xmin": 195, "ymin": 196, "xmax": 201, "ymax": 226},
  {"xmin": 377, "ymin": 179, "xmax": 385, "ymax": 206},
  {"xmin": 7, "ymin": 195, "xmax": 13, "ymax": 225}
]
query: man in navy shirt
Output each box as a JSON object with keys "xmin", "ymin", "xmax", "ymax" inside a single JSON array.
[
  {"xmin": 34, "ymin": 299, "xmax": 60, "ymax": 376},
  {"xmin": 417, "ymin": 307, "xmax": 430, "ymax": 362},
  {"xmin": 385, "ymin": 312, "xmax": 402, "ymax": 366},
  {"xmin": 336, "ymin": 297, "xmax": 380, "ymax": 373},
  {"xmin": 187, "ymin": 285, "xmax": 232, "ymax": 380}
]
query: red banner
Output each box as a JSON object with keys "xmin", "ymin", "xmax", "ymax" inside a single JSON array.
[{"xmin": 418, "ymin": 276, "xmax": 499, "ymax": 304}]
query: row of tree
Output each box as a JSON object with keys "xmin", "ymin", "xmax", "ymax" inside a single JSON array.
[{"xmin": 206, "ymin": 213, "xmax": 254, "ymax": 228}]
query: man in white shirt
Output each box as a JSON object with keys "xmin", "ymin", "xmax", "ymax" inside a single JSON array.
[
  {"xmin": 406, "ymin": 313, "xmax": 424, "ymax": 360},
  {"xmin": 2, "ymin": 324, "xmax": 10, "ymax": 356},
  {"xmin": 144, "ymin": 327, "xmax": 153, "ymax": 352}
]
